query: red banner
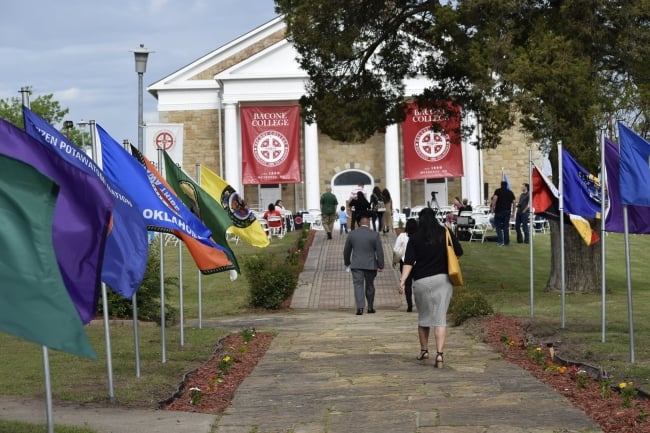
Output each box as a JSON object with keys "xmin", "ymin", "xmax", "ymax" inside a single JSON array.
[
  {"xmin": 402, "ymin": 102, "xmax": 463, "ymax": 180},
  {"xmin": 241, "ymin": 105, "xmax": 301, "ymax": 184}
]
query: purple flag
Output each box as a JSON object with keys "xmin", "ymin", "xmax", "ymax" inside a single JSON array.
[
  {"xmin": 604, "ymin": 138, "xmax": 650, "ymax": 234},
  {"xmin": 0, "ymin": 119, "xmax": 113, "ymax": 324}
]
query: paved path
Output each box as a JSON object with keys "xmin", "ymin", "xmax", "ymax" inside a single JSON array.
[{"xmin": 0, "ymin": 230, "xmax": 602, "ymax": 433}]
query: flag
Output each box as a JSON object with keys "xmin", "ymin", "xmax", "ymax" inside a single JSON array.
[
  {"xmin": 199, "ymin": 163, "xmax": 270, "ymax": 248},
  {"xmin": 23, "ymin": 107, "xmax": 148, "ymax": 299},
  {"xmin": 0, "ymin": 119, "xmax": 113, "ymax": 324},
  {"xmin": 561, "ymin": 149, "xmax": 601, "ymax": 219},
  {"xmin": 532, "ymin": 165, "xmax": 559, "ymax": 219},
  {"xmin": 603, "ymin": 138, "xmax": 650, "ymax": 233},
  {"xmin": 560, "ymin": 149, "xmax": 601, "ymax": 245},
  {"xmin": 618, "ymin": 123, "xmax": 650, "ymax": 207},
  {"xmin": 0, "ymin": 154, "xmax": 97, "ymax": 359},
  {"xmin": 98, "ymin": 125, "xmax": 235, "ymax": 274},
  {"xmin": 502, "ymin": 170, "xmax": 511, "ymax": 190},
  {"xmin": 163, "ymin": 152, "xmax": 241, "ymax": 269},
  {"xmin": 532, "ymin": 163, "xmax": 598, "ymax": 245}
]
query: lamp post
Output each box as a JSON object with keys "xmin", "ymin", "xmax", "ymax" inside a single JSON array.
[
  {"xmin": 133, "ymin": 44, "xmax": 152, "ymax": 154},
  {"xmin": 63, "ymin": 120, "xmax": 74, "ymax": 139}
]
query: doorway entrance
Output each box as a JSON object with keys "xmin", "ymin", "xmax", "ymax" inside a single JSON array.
[{"xmin": 331, "ymin": 169, "xmax": 373, "ymax": 208}]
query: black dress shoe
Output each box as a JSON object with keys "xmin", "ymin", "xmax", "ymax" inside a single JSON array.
[
  {"xmin": 356, "ymin": 309, "xmax": 363, "ymax": 315},
  {"xmin": 406, "ymin": 306, "xmax": 413, "ymax": 312},
  {"xmin": 367, "ymin": 309, "xmax": 376, "ymax": 314}
]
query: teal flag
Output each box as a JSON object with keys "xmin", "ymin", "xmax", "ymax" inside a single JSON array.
[{"xmin": 0, "ymin": 154, "xmax": 97, "ymax": 359}]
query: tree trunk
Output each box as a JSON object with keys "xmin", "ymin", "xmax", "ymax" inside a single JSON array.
[{"xmin": 546, "ymin": 219, "xmax": 601, "ymax": 293}]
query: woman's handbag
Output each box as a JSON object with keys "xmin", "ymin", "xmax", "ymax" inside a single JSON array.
[{"xmin": 445, "ymin": 229, "xmax": 463, "ymax": 286}]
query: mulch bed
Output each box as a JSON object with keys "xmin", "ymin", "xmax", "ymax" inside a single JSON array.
[{"xmin": 478, "ymin": 313, "xmax": 650, "ymax": 433}]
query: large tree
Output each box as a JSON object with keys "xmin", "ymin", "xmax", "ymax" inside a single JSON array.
[{"xmin": 275, "ymin": 0, "xmax": 650, "ymax": 292}]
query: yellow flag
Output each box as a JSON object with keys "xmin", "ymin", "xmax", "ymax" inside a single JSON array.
[{"xmin": 200, "ymin": 165, "xmax": 270, "ymax": 247}]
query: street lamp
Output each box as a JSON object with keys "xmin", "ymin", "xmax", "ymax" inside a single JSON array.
[
  {"xmin": 132, "ymin": 44, "xmax": 152, "ymax": 154},
  {"xmin": 63, "ymin": 120, "xmax": 74, "ymax": 139}
]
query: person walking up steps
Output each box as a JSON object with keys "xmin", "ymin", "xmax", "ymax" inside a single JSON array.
[{"xmin": 344, "ymin": 211, "xmax": 384, "ymax": 315}]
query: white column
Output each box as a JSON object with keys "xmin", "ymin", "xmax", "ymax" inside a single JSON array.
[
  {"xmin": 223, "ymin": 101, "xmax": 242, "ymax": 194},
  {"xmin": 385, "ymin": 124, "xmax": 401, "ymax": 212},
  {"xmin": 304, "ymin": 122, "xmax": 320, "ymax": 210},
  {"xmin": 461, "ymin": 112, "xmax": 482, "ymax": 207}
]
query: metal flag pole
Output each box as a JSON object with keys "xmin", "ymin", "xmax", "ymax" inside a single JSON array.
[
  {"xmin": 599, "ymin": 130, "xmax": 607, "ymax": 343},
  {"xmin": 158, "ymin": 148, "xmax": 167, "ymax": 363},
  {"xmin": 90, "ymin": 121, "xmax": 115, "ymax": 398},
  {"xmin": 558, "ymin": 141, "xmax": 566, "ymax": 328},
  {"xmin": 22, "ymin": 87, "xmax": 55, "ymax": 433},
  {"xmin": 196, "ymin": 164, "xmax": 203, "ymax": 328},
  {"xmin": 122, "ymin": 139, "xmax": 142, "ymax": 377},
  {"xmin": 622, "ymin": 205, "xmax": 636, "ymax": 362},
  {"xmin": 528, "ymin": 151, "xmax": 534, "ymax": 317},
  {"xmin": 178, "ymin": 240, "xmax": 184, "ymax": 347}
]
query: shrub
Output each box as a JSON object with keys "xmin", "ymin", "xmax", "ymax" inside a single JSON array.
[
  {"xmin": 98, "ymin": 245, "xmax": 179, "ymax": 325},
  {"xmin": 244, "ymin": 254, "xmax": 299, "ymax": 309},
  {"xmin": 448, "ymin": 287, "xmax": 493, "ymax": 326}
]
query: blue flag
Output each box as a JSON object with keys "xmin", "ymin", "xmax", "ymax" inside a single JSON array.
[
  {"xmin": 604, "ymin": 138, "xmax": 650, "ymax": 234},
  {"xmin": 619, "ymin": 123, "xmax": 650, "ymax": 207},
  {"xmin": 98, "ymin": 125, "xmax": 235, "ymax": 274},
  {"xmin": 561, "ymin": 149, "xmax": 601, "ymax": 219},
  {"xmin": 23, "ymin": 107, "xmax": 148, "ymax": 299},
  {"xmin": 502, "ymin": 170, "xmax": 511, "ymax": 190},
  {"xmin": 0, "ymin": 119, "xmax": 113, "ymax": 324}
]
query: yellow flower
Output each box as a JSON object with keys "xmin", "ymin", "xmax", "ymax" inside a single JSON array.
[
  {"xmin": 535, "ymin": 347, "xmax": 542, "ymax": 352},
  {"xmin": 224, "ymin": 355, "xmax": 231, "ymax": 363}
]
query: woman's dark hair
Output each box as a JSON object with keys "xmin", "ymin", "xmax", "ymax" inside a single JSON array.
[
  {"xmin": 382, "ymin": 188, "xmax": 391, "ymax": 203},
  {"xmin": 372, "ymin": 186, "xmax": 382, "ymax": 196},
  {"xmin": 275, "ymin": 199, "xmax": 283, "ymax": 206},
  {"xmin": 267, "ymin": 203, "xmax": 275, "ymax": 211},
  {"xmin": 405, "ymin": 218, "xmax": 418, "ymax": 235},
  {"xmin": 417, "ymin": 207, "xmax": 444, "ymax": 242}
]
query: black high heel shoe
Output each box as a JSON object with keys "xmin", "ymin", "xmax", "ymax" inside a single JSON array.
[
  {"xmin": 416, "ymin": 349, "xmax": 429, "ymax": 361},
  {"xmin": 434, "ymin": 352, "xmax": 444, "ymax": 368}
]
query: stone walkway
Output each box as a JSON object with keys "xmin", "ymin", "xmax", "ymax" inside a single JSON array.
[{"xmin": 0, "ymin": 229, "xmax": 603, "ymax": 433}]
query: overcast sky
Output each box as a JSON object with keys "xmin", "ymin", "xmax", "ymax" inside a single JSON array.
[{"xmin": 0, "ymin": 0, "xmax": 279, "ymax": 142}]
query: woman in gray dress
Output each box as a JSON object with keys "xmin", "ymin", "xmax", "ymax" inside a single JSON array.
[{"xmin": 398, "ymin": 207, "xmax": 463, "ymax": 367}]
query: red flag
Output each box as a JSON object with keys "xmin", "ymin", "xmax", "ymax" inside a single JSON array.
[
  {"xmin": 241, "ymin": 105, "xmax": 301, "ymax": 184},
  {"xmin": 532, "ymin": 165, "xmax": 558, "ymax": 216},
  {"xmin": 402, "ymin": 102, "xmax": 463, "ymax": 180}
]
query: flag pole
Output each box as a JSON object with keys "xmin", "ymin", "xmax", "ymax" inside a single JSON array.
[
  {"xmin": 42, "ymin": 346, "xmax": 54, "ymax": 433},
  {"xmin": 622, "ymin": 205, "xmax": 636, "ymax": 362},
  {"xmin": 600, "ymin": 130, "xmax": 607, "ymax": 343},
  {"xmin": 178, "ymin": 240, "xmax": 184, "ymax": 347},
  {"xmin": 101, "ymin": 283, "xmax": 115, "ymax": 399},
  {"xmin": 158, "ymin": 148, "xmax": 167, "ymax": 363},
  {"xmin": 558, "ymin": 141, "xmax": 566, "ymax": 328},
  {"xmin": 90, "ymin": 121, "xmax": 115, "ymax": 398},
  {"xmin": 120, "ymin": 138, "xmax": 142, "ymax": 377},
  {"xmin": 529, "ymin": 151, "xmax": 534, "ymax": 317},
  {"xmin": 196, "ymin": 164, "xmax": 203, "ymax": 329}
]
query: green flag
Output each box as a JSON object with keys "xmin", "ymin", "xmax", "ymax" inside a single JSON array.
[
  {"xmin": 0, "ymin": 154, "xmax": 97, "ymax": 359},
  {"xmin": 163, "ymin": 152, "xmax": 240, "ymax": 273}
]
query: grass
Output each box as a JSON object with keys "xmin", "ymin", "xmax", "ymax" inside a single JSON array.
[
  {"xmin": 0, "ymin": 420, "xmax": 96, "ymax": 433},
  {"xmin": 0, "ymin": 231, "xmax": 300, "ymax": 432},
  {"xmin": 1, "ymin": 227, "xmax": 650, "ymax": 431},
  {"xmin": 460, "ymin": 231, "xmax": 650, "ymax": 389}
]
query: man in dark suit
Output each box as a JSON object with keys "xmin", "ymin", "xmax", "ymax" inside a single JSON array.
[{"xmin": 343, "ymin": 211, "xmax": 384, "ymax": 315}]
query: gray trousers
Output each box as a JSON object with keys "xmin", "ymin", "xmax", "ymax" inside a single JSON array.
[{"xmin": 351, "ymin": 269, "xmax": 377, "ymax": 310}]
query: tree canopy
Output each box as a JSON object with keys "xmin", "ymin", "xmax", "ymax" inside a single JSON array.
[
  {"xmin": 275, "ymin": 0, "xmax": 650, "ymax": 171},
  {"xmin": 0, "ymin": 88, "xmax": 89, "ymax": 148}
]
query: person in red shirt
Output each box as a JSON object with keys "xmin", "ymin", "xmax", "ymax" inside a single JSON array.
[{"xmin": 263, "ymin": 203, "xmax": 284, "ymax": 230}]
